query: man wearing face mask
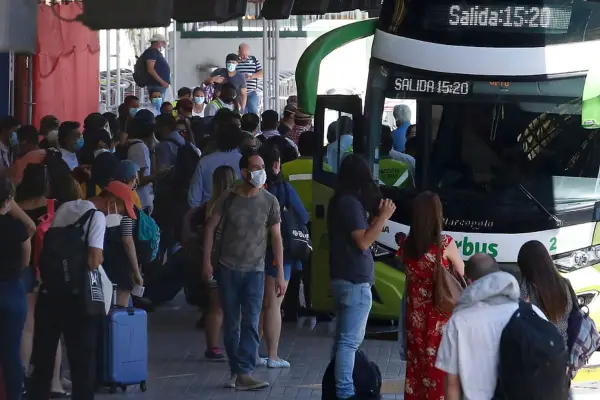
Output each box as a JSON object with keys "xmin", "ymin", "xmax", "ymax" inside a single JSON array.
[
  {"xmin": 39, "ymin": 115, "xmax": 60, "ymax": 149},
  {"xmin": 203, "ymin": 149, "xmax": 285, "ymax": 391},
  {"xmin": 142, "ymin": 34, "xmax": 170, "ymax": 99},
  {"xmin": 205, "ymin": 53, "xmax": 247, "ymax": 112},
  {"xmin": 205, "ymin": 83, "xmax": 238, "ymax": 118},
  {"xmin": 0, "ymin": 116, "xmax": 21, "ymax": 170},
  {"xmin": 148, "ymin": 88, "xmax": 164, "ymax": 116},
  {"xmin": 57, "ymin": 121, "xmax": 83, "ymax": 171}
]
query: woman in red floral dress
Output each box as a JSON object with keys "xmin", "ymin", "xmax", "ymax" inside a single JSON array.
[{"xmin": 398, "ymin": 192, "xmax": 464, "ymax": 400}]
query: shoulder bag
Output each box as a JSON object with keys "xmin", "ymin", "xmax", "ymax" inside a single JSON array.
[{"xmin": 433, "ymin": 237, "xmax": 466, "ymax": 313}]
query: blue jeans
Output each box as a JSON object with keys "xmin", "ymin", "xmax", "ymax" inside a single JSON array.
[
  {"xmin": 0, "ymin": 278, "xmax": 27, "ymax": 400},
  {"xmin": 245, "ymin": 91, "xmax": 259, "ymax": 114},
  {"xmin": 217, "ymin": 265, "xmax": 265, "ymax": 375},
  {"xmin": 330, "ymin": 279, "xmax": 372, "ymax": 399}
]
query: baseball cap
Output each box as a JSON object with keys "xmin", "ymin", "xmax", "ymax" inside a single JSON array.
[
  {"xmin": 105, "ymin": 181, "xmax": 137, "ymax": 220},
  {"xmin": 112, "ymin": 160, "xmax": 140, "ymax": 183},
  {"xmin": 226, "ymin": 53, "xmax": 240, "ymax": 63},
  {"xmin": 294, "ymin": 109, "xmax": 312, "ymax": 121},
  {"xmin": 149, "ymin": 33, "xmax": 167, "ymax": 43}
]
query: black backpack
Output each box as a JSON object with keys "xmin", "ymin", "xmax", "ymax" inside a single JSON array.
[
  {"xmin": 322, "ymin": 350, "xmax": 381, "ymax": 400},
  {"xmin": 494, "ymin": 301, "xmax": 570, "ymax": 400},
  {"xmin": 39, "ymin": 209, "xmax": 97, "ymax": 294},
  {"xmin": 153, "ymin": 140, "xmax": 200, "ymax": 235},
  {"xmin": 114, "ymin": 139, "xmax": 144, "ymax": 162},
  {"xmin": 278, "ymin": 182, "xmax": 311, "ymax": 261},
  {"xmin": 133, "ymin": 50, "xmax": 151, "ymax": 87}
]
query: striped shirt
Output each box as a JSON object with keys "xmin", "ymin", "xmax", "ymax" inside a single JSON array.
[{"xmin": 236, "ymin": 56, "xmax": 262, "ymax": 92}]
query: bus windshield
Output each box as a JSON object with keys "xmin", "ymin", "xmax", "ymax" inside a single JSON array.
[{"xmin": 427, "ymin": 99, "xmax": 600, "ymax": 206}]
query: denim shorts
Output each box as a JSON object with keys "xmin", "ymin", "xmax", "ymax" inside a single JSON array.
[{"xmin": 265, "ymin": 263, "xmax": 291, "ymax": 281}]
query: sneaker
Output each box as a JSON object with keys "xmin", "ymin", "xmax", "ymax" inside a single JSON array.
[
  {"xmin": 205, "ymin": 347, "xmax": 226, "ymax": 361},
  {"xmin": 256, "ymin": 357, "xmax": 268, "ymax": 366},
  {"xmin": 235, "ymin": 374, "xmax": 269, "ymax": 391},
  {"xmin": 267, "ymin": 358, "xmax": 291, "ymax": 368},
  {"xmin": 224, "ymin": 374, "xmax": 237, "ymax": 388}
]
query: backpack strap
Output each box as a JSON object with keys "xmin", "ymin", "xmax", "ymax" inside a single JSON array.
[{"xmin": 46, "ymin": 199, "xmax": 55, "ymax": 216}]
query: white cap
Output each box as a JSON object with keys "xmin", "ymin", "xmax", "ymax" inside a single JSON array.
[{"xmin": 149, "ymin": 33, "xmax": 167, "ymax": 43}]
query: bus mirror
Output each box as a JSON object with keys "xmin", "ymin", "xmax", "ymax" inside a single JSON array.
[{"xmin": 582, "ymin": 65, "xmax": 600, "ymax": 129}]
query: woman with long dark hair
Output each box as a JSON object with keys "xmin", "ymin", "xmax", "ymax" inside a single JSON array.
[
  {"xmin": 258, "ymin": 144, "xmax": 308, "ymax": 368},
  {"xmin": 518, "ymin": 240, "xmax": 573, "ymax": 345},
  {"xmin": 399, "ymin": 191, "xmax": 464, "ymax": 400},
  {"xmin": 327, "ymin": 154, "xmax": 396, "ymax": 400}
]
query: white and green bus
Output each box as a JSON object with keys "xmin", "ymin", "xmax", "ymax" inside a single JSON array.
[{"xmin": 297, "ymin": 0, "xmax": 600, "ymax": 324}]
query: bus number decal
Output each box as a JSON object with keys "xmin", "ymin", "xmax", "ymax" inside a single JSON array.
[{"xmin": 549, "ymin": 237, "xmax": 557, "ymax": 251}]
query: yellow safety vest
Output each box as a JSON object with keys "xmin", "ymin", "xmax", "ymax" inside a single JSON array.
[
  {"xmin": 379, "ymin": 157, "xmax": 411, "ymax": 188},
  {"xmin": 282, "ymin": 157, "xmax": 313, "ymax": 220}
]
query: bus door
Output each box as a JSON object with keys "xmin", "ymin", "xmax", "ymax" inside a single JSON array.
[{"xmin": 311, "ymin": 94, "xmax": 364, "ymax": 313}]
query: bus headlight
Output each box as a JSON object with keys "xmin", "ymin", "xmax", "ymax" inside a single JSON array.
[{"xmin": 553, "ymin": 245, "xmax": 600, "ymax": 272}]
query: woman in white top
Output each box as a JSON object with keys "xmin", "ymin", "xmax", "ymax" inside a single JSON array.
[{"xmin": 192, "ymin": 87, "xmax": 206, "ymax": 118}]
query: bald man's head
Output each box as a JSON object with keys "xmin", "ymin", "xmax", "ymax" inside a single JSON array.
[{"xmin": 465, "ymin": 253, "xmax": 500, "ymax": 282}]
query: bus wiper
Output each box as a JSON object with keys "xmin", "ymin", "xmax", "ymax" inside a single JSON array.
[{"xmin": 517, "ymin": 184, "xmax": 563, "ymax": 227}]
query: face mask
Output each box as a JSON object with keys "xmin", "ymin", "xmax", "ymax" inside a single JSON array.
[
  {"xmin": 248, "ymin": 169, "xmax": 267, "ymax": 188},
  {"xmin": 194, "ymin": 97, "xmax": 205, "ymax": 104},
  {"xmin": 226, "ymin": 63, "xmax": 237, "ymax": 73},
  {"xmin": 10, "ymin": 131, "xmax": 18, "ymax": 147},
  {"xmin": 151, "ymin": 98, "xmax": 162, "ymax": 107},
  {"xmin": 47, "ymin": 129, "xmax": 59, "ymax": 144},
  {"xmin": 129, "ymin": 107, "xmax": 139, "ymax": 117},
  {"xmin": 105, "ymin": 203, "xmax": 123, "ymax": 228},
  {"xmin": 74, "ymin": 137, "xmax": 84, "ymax": 151}
]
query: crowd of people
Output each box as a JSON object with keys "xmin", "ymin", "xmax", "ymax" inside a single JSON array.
[
  {"xmin": 0, "ymin": 75, "xmax": 331, "ymax": 398},
  {"xmin": 0, "ymin": 35, "xmax": 593, "ymax": 400}
]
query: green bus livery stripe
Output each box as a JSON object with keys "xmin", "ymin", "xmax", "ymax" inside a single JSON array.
[{"xmin": 296, "ymin": 19, "xmax": 377, "ymax": 115}]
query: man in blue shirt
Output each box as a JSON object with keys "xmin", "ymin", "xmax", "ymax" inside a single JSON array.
[
  {"xmin": 154, "ymin": 113, "xmax": 184, "ymax": 170},
  {"xmin": 143, "ymin": 34, "xmax": 170, "ymax": 99},
  {"xmin": 392, "ymin": 104, "xmax": 412, "ymax": 152},
  {"xmin": 188, "ymin": 124, "xmax": 242, "ymax": 207}
]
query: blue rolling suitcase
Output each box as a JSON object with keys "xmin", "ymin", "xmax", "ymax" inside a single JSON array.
[{"xmin": 99, "ymin": 288, "xmax": 148, "ymax": 393}]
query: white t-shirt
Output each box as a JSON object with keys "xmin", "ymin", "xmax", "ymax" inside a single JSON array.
[
  {"xmin": 192, "ymin": 107, "xmax": 205, "ymax": 118},
  {"xmin": 59, "ymin": 148, "xmax": 79, "ymax": 171},
  {"xmin": 51, "ymin": 200, "xmax": 106, "ymax": 249},
  {"xmin": 127, "ymin": 141, "xmax": 154, "ymax": 209},
  {"xmin": 435, "ymin": 301, "xmax": 547, "ymax": 400}
]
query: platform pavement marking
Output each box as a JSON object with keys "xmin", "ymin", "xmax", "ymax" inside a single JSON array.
[
  {"xmin": 574, "ymin": 352, "xmax": 600, "ymax": 383},
  {"xmin": 298, "ymin": 379, "xmax": 405, "ymax": 393}
]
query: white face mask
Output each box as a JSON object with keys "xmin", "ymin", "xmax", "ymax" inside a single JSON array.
[
  {"xmin": 105, "ymin": 203, "xmax": 123, "ymax": 228},
  {"xmin": 47, "ymin": 129, "xmax": 59, "ymax": 144},
  {"xmin": 249, "ymin": 169, "xmax": 267, "ymax": 188}
]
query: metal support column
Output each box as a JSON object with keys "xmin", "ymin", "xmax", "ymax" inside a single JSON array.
[
  {"xmin": 262, "ymin": 19, "xmax": 280, "ymax": 113},
  {"xmin": 26, "ymin": 54, "xmax": 33, "ymax": 124},
  {"xmin": 105, "ymin": 30, "xmax": 112, "ymax": 109},
  {"xmin": 115, "ymin": 30, "xmax": 121, "ymax": 108},
  {"xmin": 273, "ymin": 20, "xmax": 280, "ymax": 115},
  {"xmin": 171, "ymin": 21, "xmax": 177, "ymax": 93}
]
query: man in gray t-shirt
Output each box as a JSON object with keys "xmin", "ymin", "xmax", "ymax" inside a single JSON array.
[{"xmin": 203, "ymin": 151, "xmax": 284, "ymax": 391}]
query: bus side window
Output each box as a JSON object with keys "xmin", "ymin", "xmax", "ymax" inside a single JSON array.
[{"xmin": 323, "ymin": 111, "xmax": 354, "ymax": 173}]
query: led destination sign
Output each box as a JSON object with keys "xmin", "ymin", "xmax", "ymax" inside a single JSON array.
[
  {"xmin": 394, "ymin": 77, "xmax": 471, "ymax": 96},
  {"xmin": 429, "ymin": 4, "xmax": 572, "ymax": 33}
]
